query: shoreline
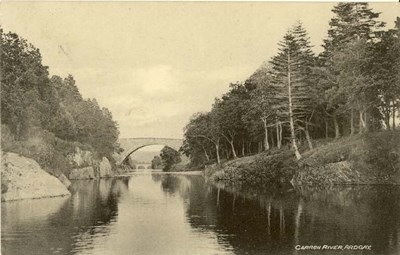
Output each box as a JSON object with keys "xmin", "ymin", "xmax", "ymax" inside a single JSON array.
[
  {"xmin": 116, "ymin": 170, "xmax": 203, "ymax": 177},
  {"xmin": 204, "ymin": 133, "xmax": 400, "ymax": 186}
]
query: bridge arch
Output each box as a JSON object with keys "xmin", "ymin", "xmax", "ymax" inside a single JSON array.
[{"xmin": 117, "ymin": 138, "xmax": 183, "ymax": 165}]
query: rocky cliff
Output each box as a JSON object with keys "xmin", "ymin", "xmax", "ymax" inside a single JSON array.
[
  {"xmin": 68, "ymin": 147, "xmax": 114, "ymax": 179},
  {"xmin": 1, "ymin": 152, "xmax": 71, "ymax": 202}
]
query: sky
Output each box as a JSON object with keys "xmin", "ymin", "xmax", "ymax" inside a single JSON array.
[{"xmin": 2, "ymin": 2, "xmax": 400, "ymax": 139}]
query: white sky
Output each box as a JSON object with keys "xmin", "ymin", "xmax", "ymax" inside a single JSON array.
[{"xmin": 2, "ymin": 2, "xmax": 399, "ymax": 139}]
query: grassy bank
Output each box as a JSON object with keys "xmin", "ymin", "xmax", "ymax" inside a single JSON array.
[{"xmin": 205, "ymin": 131, "xmax": 400, "ymax": 186}]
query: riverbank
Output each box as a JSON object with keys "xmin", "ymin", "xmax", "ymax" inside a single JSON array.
[
  {"xmin": 1, "ymin": 149, "xmax": 121, "ymax": 202},
  {"xmin": 205, "ymin": 131, "xmax": 400, "ymax": 186},
  {"xmin": 1, "ymin": 152, "xmax": 71, "ymax": 202}
]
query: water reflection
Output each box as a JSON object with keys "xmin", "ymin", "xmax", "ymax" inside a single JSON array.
[
  {"xmin": 202, "ymin": 183, "xmax": 400, "ymax": 255},
  {"xmin": 154, "ymin": 175, "xmax": 400, "ymax": 255},
  {"xmin": 1, "ymin": 178, "xmax": 129, "ymax": 255},
  {"xmin": 2, "ymin": 174, "xmax": 400, "ymax": 255}
]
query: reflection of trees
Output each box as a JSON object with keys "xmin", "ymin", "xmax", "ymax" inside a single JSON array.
[
  {"xmin": 160, "ymin": 175, "xmax": 182, "ymax": 195},
  {"xmin": 1, "ymin": 178, "xmax": 129, "ymax": 255},
  {"xmin": 66, "ymin": 178, "xmax": 129, "ymax": 253},
  {"xmin": 297, "ymin": 185, "xmax": 400, "ymax": 253},
  {"xmin": 151, "ymin": 173, "xmax": 162, "ymax": 183},
  {"xmin": 159, "ymin": 175, "xmax": 192, "ymax": 197},
  {"xmin": 197, "ymin": 184, "xmax": 297, "ymax": 255},
  {"xmin": 182, "ymin": 179, "xmax": 400, "ymax": 255}
]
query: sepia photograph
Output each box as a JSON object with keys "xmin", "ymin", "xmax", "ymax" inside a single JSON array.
[{"xmin": 1, "ymin": 1, "xmax": 400, "ymax": 255}]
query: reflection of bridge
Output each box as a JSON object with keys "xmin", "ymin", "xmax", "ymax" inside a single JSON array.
[{"xmin": 118, "ymin": 137, "xmax": 183, "ymax": 165}]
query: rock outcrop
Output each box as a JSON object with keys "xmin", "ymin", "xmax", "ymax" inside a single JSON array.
[
  {"xmin": 68, "ymin": 147, "xmax": 93, "ymax": 167},
  {"xmin": 97, "ymin": 157, "xmax": 112, "ymax": 178},
  {"xmin": 69, "ymin": 166, "xmax": 95, "ymax": 180},
  {"xmin": 1, "ymin": 153, "xmax": 71, "ymax": 202},
  {"xmin": 67, "ymin": 147, "xmax": 115, "ymax": 179},
  {"xmin": 69, "ymin": 156, "xmax": 114, "ymax": 179}
]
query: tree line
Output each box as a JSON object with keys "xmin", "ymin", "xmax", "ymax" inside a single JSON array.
[
  {"xmin": 1, "ymin": 29, "xmax": 120, "ymax": 170},
  {"xmin": 182, "ymin": 3, "xmax": 400, "ymax": 167}
]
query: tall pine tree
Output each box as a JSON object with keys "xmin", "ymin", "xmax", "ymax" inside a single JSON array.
[
  {"xmin": 319, "ymin": 3, "xmax": 384, "ymax": 135},
  {"xmin": 270, "ymin": 22, "xmax": 315, "ymax": 160}
]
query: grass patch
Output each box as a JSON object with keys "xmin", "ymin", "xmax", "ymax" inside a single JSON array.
[{"xmin": 207, "ymin": 131, "xmax": 400, "ymax": 186}]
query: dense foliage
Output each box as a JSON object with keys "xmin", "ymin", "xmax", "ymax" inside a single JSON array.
[
  {"xmin": 1, "ymin": 29, "xmax": 120, "ymax": 175},
  {"xmin": 151, "ymin": 155, "xmax": 163, "ymax": 169},
  {"xmin": 160, "ymin": 146, "xmax": 181, "ymax": 172},
  {"xmin": 183, "ymin": 4, "xmax": 400, "ymax": 168}
]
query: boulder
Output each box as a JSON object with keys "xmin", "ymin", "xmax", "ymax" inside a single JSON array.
[
  {"xmin": 69, "ymin": 166, "xmax": 95, "ymax": 180},
  {"xmin": 1, "ymin": 153, "xmax": 70, "ymax": 202}
]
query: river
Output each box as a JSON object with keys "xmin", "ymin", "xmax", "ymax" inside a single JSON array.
[{"xmin": 2, "ymin": 172, "xmax": 400, "ymax": 255}]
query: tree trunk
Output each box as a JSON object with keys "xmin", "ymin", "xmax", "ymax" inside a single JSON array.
[
  {"xmin": 305, "ymin": 123, "xmax": 313, "ymax": 150},
  {"xmin": 217, "ymin": 188, "xmax": 220, "ymax": 206},
  {"xmin": 222, "ymin": 133, "xmax": 237, "ymax": 159},
  {"xmin": 276, "ymin": 119, "xmax": 282, "ymax": 149},
  {"xmin": 333, "ymin": 114, "xmax": 340, "ymax": 138},
  {"xmin": 263, "ymin": 118, "xmax": 270, "ymax": 151},
  {"xmin": 241, "ymin": 139, "xmax": 245, "ymax": 156},
  {"xmin": 279, "ymin": 122, "xmax": 283, "ymax": 148},
  {"xmin": 287, "ymin": 52, "xmax": 301, "ymax": 160},
  {"xmin": 385, "ymin": 99, "xmax": 391, "ymax": 130},
  {"xmin": 393, "ymin": 102, "xmax": 397, "ymax": 129},
  {"xmin": 386, "ymin": 111, "xmax": 391, "ymax": 130},
  {"xmin": 204, "ymin": 149, "xmax": 210, "ymax": 162},
  {"xmin": 230, "ymin": 142, "xmax": 237, "ymax": 159},
  {"xmin": 359, "ymin": 110, "xmax": 366, "ymax": 134},
  {"xmin": 215, "ymin": 144, "xmax": 220, "ymax": 164}
]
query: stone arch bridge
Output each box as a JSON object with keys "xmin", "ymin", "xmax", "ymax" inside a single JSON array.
[{"xmin": 117, "ymin": 137, "xmax": 183, "ymax": 165}]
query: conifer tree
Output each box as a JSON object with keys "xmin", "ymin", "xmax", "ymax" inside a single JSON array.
[
  {"xmin": 269, "ymin": 23, "xmax": 315, "ymax": 160},
  {"xmin": 319, "ymin": 3, "xmax": 384, "ymax": 135}
]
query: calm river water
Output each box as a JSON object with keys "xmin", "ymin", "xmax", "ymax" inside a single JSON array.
[{"xmin": 2, "ymin": 172, "xmax": 400, "ymax": 255}]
